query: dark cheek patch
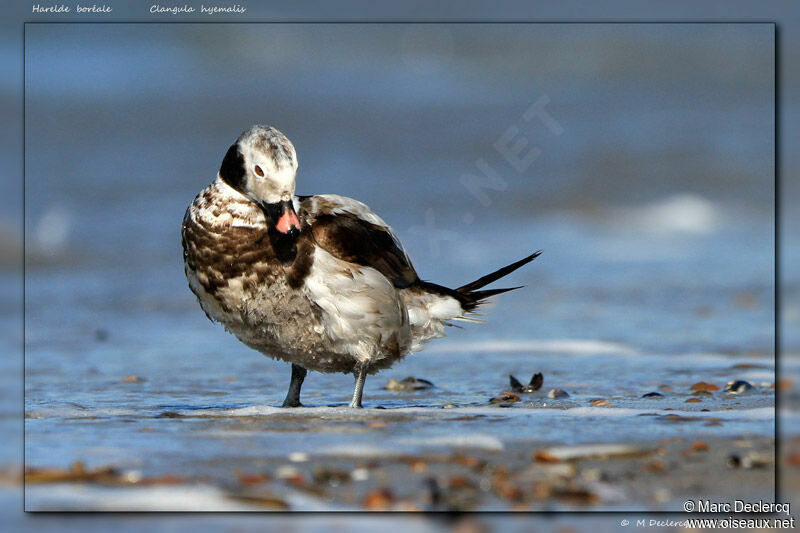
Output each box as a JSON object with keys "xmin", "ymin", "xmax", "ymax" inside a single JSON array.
[{"xmin": 219, "ymin": 143, "xmax": 246, "ymax": 192}]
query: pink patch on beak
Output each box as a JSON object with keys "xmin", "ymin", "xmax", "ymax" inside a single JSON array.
[{"xmin": 276, "ymin": 208, "xmax": 301, "ymax": 234}]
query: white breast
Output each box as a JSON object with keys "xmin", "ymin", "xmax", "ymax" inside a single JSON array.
[{"xmin": 303, "ymin": 247, "xmax": 411, "ymax": 363}]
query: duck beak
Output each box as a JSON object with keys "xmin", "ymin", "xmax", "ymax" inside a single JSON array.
[
  {"xmin": 276, "ymin": 201, "xmax": 301, "ymax": 235},
  {"xmin": 260, "ymin": 200, "xmax": 301, "ymax": 237}
]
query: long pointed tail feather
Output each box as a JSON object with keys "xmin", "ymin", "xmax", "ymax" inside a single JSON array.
[
  {"xmin": 456, "ymin": 251, "xmax": 541, "ymax": 311},
  {"xmin": 457, "ymin": 251, "xmax": 541, "ymax": 293},
  {"xmin": 419, "ymin": 250, "xmax": 541, "ymax": 314}
]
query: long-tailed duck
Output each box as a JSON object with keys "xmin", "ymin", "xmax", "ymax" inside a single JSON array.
[{"xmin": 181, "ymin": 125, "xmax": 540, "ymax": 408}]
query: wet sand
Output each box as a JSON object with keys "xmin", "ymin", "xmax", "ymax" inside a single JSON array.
[
  {"xmin": 25, "ymin": 377, "xmax": 777, "ymax": 511},
  {"xmin": 24, "ymin": 434, "xmax": 774, "ymax": 512}
]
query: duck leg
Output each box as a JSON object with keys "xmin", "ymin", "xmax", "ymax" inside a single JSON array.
[
  {"xmin": 349, "ymin": 364, "xmax": 368, "ymax": 408},
  {"xmin": 281, "ymin": 364, "xmax": 307, "ymax": 407}
]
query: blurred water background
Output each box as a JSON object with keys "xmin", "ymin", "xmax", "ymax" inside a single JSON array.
[
  {"xmin": 22, "ymin": 23, "xmax": 776, "ymax": 352},
  {"xmin": 0, "ymin": 13, "xmax": 793, "ymax": 528}
]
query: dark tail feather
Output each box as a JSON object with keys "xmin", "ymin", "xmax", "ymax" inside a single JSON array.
[
  {"xmin": 466, "ymin": 286, "xmax": 523, "ymax": 301},
  {"xmin": 420, "ymin": 251, "xmax": 541, "ymax": 313},
  {"xmin": 457, "ymin": 251, "xmax": 542, "ymax": 293}
]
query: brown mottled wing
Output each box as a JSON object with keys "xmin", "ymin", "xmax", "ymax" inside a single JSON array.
[{"xmin": 302, "ymin": 196, "xmax": 419, "ymax": 289}]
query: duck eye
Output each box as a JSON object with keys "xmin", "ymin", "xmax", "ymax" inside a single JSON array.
[{"xmin": 253, "ymin": 165, "xmax": 264, "ymax": 177}]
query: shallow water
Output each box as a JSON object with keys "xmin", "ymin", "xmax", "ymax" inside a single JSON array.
[{"xmin": 24, "ymin": 344, "xmax": 777, "ymax": 466}]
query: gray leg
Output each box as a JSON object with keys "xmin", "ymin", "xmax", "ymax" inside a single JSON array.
[
  {"xmin": 349, "ymin": 364, "xmax": 368, "ymax": 408},
  {"xmin": 281, "ymin": 364, "xmax": 307, "ymax": 407}
]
